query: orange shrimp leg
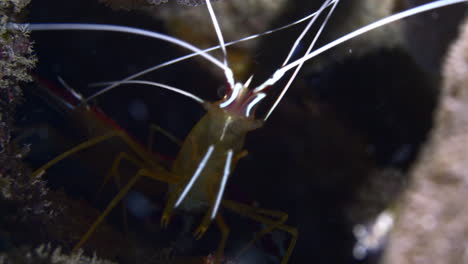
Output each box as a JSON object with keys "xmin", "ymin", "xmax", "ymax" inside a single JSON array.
[
  {"xmin": 214, "ymin": 214, "xmax": 230, "ymax": 263},
  {"xmin": 147, "ymin": 123, "xmax": 182, "ymax": 151},
  {"xmin": 32, "ymin": 130, "xmax": 161, "ymax": 178},
  {"xmin": 32, "ymin": 132, "xmax": 116, "ymax": 178},
  {"xmin": 96, "ymin": 151, "xmax": 147, "ymax": 197},
  {"xmin": 228, "ymin": 201, "xmax": 289, "ymax": 248},
  {"xmin": 95, "ymin": 123, "xmax": 178, "ymax": 197},
  {"xmin": 223, "ymin": 200, "xmax": 298, "ymax": 264},
  {"xmin": 98, "ymin": 151, "xmax": 148, "ymax": 238},
  {"xmin": 31, "ymin": 128, "xmax": 183, "ymax": 250},
  {"xmin": 73, "ymin": 167, "xmax": 181, "ymax": 251}
]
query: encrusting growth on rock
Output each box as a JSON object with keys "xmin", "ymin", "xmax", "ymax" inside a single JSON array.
[
  {"xmin": 0, "ymin": 2, "xmax": 119, "ymax": 264},
  {"xmin": 383, "ymin": 15, "xmax": 468, "ymax": 264},
  {"xmin": 0, "ymin": 245, "xmax": 117, "ymax": 264},
  {"xmin": 0, "ymin": 0, "xmax": 50, "ymax": 218}
]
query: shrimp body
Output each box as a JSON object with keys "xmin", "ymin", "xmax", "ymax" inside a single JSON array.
[
  {"xmin": 171, "ymin": 104, "xmax": 260, "ymax": 209},
  {"xmin": 162, "ymin": 81, "xmax": 264, "ymax": 229}
]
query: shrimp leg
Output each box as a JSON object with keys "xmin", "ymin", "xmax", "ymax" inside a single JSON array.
[
  {"xmin": 214, "ymin": 214, "xmax": 230, "ymax": 264},
  {"xmin": 223, "ymin": 200, "xmax": 298, "ymax": 264},
  {"xmin": 73, "ymin": 167, "xmax": 181, "ymax": 251},
  {"xmin": 33, "ymin": 131, "xmax": 147, "ymax": 177},
  {"xmin": 235, "ymin": 203, "xmax": 290, "ymax": 249},
  {"xmin": 96, "ymin": 151, "xmax": 152, "ymax": 246},
  {"xmin": 96, "ymin": 151, "xmax": 148, "ymax": 197},
  {"xmin": 98, "ymin": 151, "xmax": 147, "ymax": 236},
  {"xmin": 147, "ymin": 123, "xmax": 182, "ymax": 152}
]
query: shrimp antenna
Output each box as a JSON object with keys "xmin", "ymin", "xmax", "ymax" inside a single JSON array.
[
  {"xmin": 279, "ymin": 0, "xmax": 467, "ymax": 76},
  {"xmin": 204, "ymin": 0, "xmax": 227, "ymax": 62},
  {"xmin": 57, "ymin": 76, "xmax": 84, "ymax": 103},
  {"xmin": 257, "ymin": 0, "xmax": 467, "ymax": 120},
  {"xmin": 204, "ymin": 0, "xmax": 233, "ymax": 88},
  {"xmin": 80, "ymin": 2, "xmax": 337, "ymax": 103},
  {"xmin": 9, "ymin": 23, "xmax": 231, "ymax": 75},
  {"xmin": 253, "ymin": 0, "xmax": 337, "ymax": 95},
  {"xmin": 263, "ymin": 0, "xmax": 339, "ymax": 121},
  {"xmin": 281, "ymin": 0, "xmax": 338, "ymax": 67},
  {"xmin": 91, "ymin": 80, "xmax": 205, "ymax": 105}
]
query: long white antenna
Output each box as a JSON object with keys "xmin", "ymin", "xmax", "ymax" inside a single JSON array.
[
  {"xmin": 204, "ymin": 0, "xmax": 233, "ymax": 87},
  {"xmin": 79, "ymin": 3, "xmax": 337, "ymax": 103},
  {"xmin": 263, "ymin": 0, "xmax": 339, "ymax": 121},
  {"xmin": 57, "ymin": 76, "xmax": 84, "ymax": 102},
  {"xmin": 12, "ymin": 23, "xmax": 230, "ymax": 74},
  {"xmin": 91, "ymin": 80, "xmax": 205, "ymax": 104},
  {"xmin": 255, "ymin": 0, "xmax": 336, "ymax": 95},
  {"xmin": 281, "ymin": 0, "xmax": 336, "ymax": 67},
  {"xmin": 255, "ymin": 0, "xmax": 467, "ymax": 104},
  {"xmin": 204, "ymin": 0, "xmax": 227, "ymax": 62},
  {"xmin": 278, "ymin": 0, "xmax": 468, "ymax": 77}
]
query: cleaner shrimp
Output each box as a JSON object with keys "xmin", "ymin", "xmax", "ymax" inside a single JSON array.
[{"xmin": 11, "ymin": 0, "xmax": 468, "ymax": 263}]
